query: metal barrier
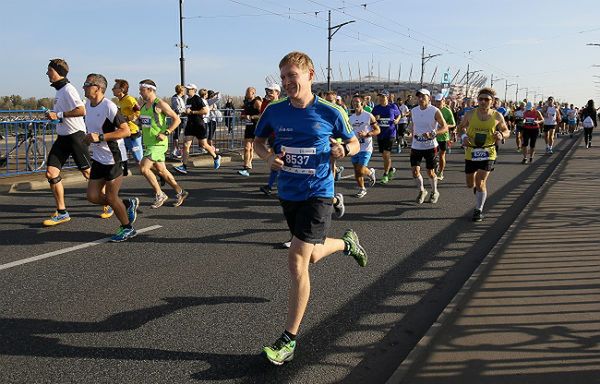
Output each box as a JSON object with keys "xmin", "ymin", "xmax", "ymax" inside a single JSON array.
[{"xmin": 0, "ymin": 109, "xmax": 247, "ymax": 177}]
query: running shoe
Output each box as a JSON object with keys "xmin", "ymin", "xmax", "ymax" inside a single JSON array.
[
  {"xmin": 238, "ymin": 169, "xmax": 250, "ymax": 177},
  {"xmin": 109, "ymin": 226, "xmax": 137, "ymax": 242},
  {"xmin": 342, "ymin": 229, "xmax": 367, "ymax": 267},
  {"xmin": 151, "ymin": 192, "xmax": 168, "ymax": 209},
  {"xmin": 380, "ymin": 173, "xmax": 389, "ymax": 185},
  {"xmin": 429, "ymin": 191, "xmax": 440, "ymax": 204},
  {"xmin": 355, "ymin": 188, "xmax": 367, "ymax": 198},
  {"xmin": 368, "ymin": 168, "xmax": 376, "ymax": 187},
  {"xmin": 282, "ymin": 239, "xmax": 292, "ymax": 248},
  {"xmin": 174, "ymin": 190, "xmax": 189, "ymax": 207},
  {"xmin": 173, "ymin": 165, "xmax": 188, "ymax": 175},
  {"xmin": 213, "ymin": 155, "xmax": 222, "ymax": 170},
  {"xmin": 548, "ymin": 148, "xmax": 554, "ymax": 154},
  {"xmin": 171, "ymin": 149, "xmax": 182, "ymax": 159},
  {"xmin": 43, "ymin": 211, "xmax": 71, "ymax": 227},
  {"xmin": 260, "ymin": 185, "xmax": 272, "ymax": 196},
  {"xmin": 262, "ymin": 336, "xmax": 296, "ymax": 366},
  {"xmin": 334, "ymin": 166, "xmax": 344, "ymax": 181},
  {"xmin": 472, "ymin": 209, "xmax": 484, "ymax": 222},
  {"xmin": 437, "ymin": 171, "xmax": 444, "ymax": 181},
  {"xmin": 333, "ymin": 193, "xmax": 345, "ymax": 219},
  {"xmin": 528, "ymin": 157, "xmax": 533, "ymax": 164},
  {"xmin": 388, "ymin": 167, "xmax": 397, "ymax": 181},
  {"xmin": 127, "ymin": 197, "xmax": 139, "ymax": 224},
  {"xmin": 521, "ymin": 158, "xmax": 527, "ymax": 164},
  {"xmin": 100, "ymin": 205, "xmax": 113, "ymax": 219},
  {"xmin": 416, "ymin": 189, "xmax": 428, "ymax": 204}
]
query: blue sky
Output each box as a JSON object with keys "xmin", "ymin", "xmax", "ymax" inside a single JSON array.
[{"xmin": 2, "ymin": 0, "xmax": 600, "ymax": 105}]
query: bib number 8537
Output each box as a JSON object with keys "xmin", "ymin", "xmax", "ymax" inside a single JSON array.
[{"xmin": 285, "ymin": 154, "xmax": 310, "ymax": 166}]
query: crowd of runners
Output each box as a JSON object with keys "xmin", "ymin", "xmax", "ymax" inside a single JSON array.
[{"xmin": 41, "ymin": 54, "xmax": 596, "ymax": 365}]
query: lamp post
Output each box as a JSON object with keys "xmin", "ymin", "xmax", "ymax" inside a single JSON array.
[
  {"xmin": 327, "ymin": 10, "xmax": 355, "ymax": 91},
  {"xmin": 490, "ymin": 74, "xmax": 504, "ymax": 88},
  {"xmin": 465, "ymin": 64, "xmax": 482, "ymax": 98},
  {"xmin": 176, "ymin": 0, "xmax": 187, "ymax": 86},
  {"xmin": 505, "ymin": 82, "xmax": 517, "ymax": 104},
  {"xmin": 420, "ymin": 46, "xmax": 441, "ymax": 88}
]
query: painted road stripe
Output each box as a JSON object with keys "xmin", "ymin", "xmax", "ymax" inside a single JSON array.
[{"xmin": 0, "ymin": 225, "xmax": 162, "ymax": 272}]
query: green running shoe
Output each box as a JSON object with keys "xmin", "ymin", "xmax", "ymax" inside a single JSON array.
[
  {"xmin": 388, "ymin": 167, "xmax": 397, "ymax": 180},
  {"xmin": 262, "ymin": 337, "xmax": 296, "ymax": 366},
  {"xmin": 380, "ymin": 173, "xmax": 389, "ymax": 185},
  {"xmin": 342, "ymin": 229, "xmax": 368, "ymax": 267}
]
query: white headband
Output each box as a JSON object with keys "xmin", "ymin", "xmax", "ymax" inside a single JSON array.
[{"xmin": 139, "ymin": 83, "xmax": 156, "ymax": 91}]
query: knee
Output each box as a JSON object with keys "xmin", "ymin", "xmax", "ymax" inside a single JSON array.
[{"xmin": 412, "ymin": 169, "xmax": 419, "ymax": 178}]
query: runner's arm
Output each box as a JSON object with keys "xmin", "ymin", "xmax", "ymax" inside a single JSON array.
[
  {"xmin": 495, "ymin": 113, "xmax": 510, "ymax": 139},
  {"xmin": 368, "ymin": 114, "xmax": 381, "ymax": 137},
  {"xmin": 157, "ymin": 99, "xmax": 181, "ymax": 135},
  {"xmin": 434, "ymin": 110, "xmax": 448, "ymax": 136}
]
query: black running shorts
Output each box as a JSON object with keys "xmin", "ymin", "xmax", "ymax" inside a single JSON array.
[
  {"xmin": 464, "ymin": 159, "xmax": 495, "ymax": 174},
  {"xmin": 244, "ymin": 124, "xmax": 256, "ymax": 140},
  {"xmin": 410, "ymin": 148, "xmax": 438, "ymax": 169},
  {"xmin": 184, "ymin": 122, "xmax": 208, "ymax": 140},
  {"xmin": 377, "ymin": 137, "xmax": 394, "ymax": 153},
  {"xmin": 89, "ymin": 160, "xmax": 124, "ymax": 181},
  {"xmin": 280, "ymin": 197, "xmax": 333, "ymax": 245},
  {"xmin": 437, "ymin": 140, "xmax": 448, "ymax": 152},
  {"xmin": 543, "ymin": 124, "xmax": 556, "ymax": 133},
  {"xmin": 47, "ymin": 131, "xmax": 91, "ymax": 170}
]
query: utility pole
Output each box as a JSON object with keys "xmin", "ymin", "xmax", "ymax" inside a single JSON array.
[
  {"xmin": 177, "ymin": 0, "xmax": 187, "ymax": 86},
  {"xmin": 465, "ymin": 64, "xmax": 482, "ymax": 98},
  {"xmin": 420, "ymin": 46, "xmax": 441, "ymax": 88},
  {"xmin": 327, "ymin": 10, "xmax": 355, "ymax": 91},
  {"xmin": 490, "ymin": 74, "xmax": 504, "ymax": 88},
  {"xmin": 505, "ymin": 81, "xmax": 517, "ymax": 104},
  {"xmin": 515, "ymin": 83, "xmax": 519, "ymax": 103}
]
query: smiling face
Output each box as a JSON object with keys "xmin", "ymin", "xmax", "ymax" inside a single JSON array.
[{"xmin": 280, "ymin": 63, "xmax": 313, "ymax": 104}]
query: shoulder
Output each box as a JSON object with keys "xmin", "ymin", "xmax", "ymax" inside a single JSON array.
[{"xmin": 316, "ymin": 97, "xmax": 346, "ymax": 116}]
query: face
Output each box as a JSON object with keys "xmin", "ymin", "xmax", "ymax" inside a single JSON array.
[
  {"xmin": 245, "ymin": 87, "xmax": 256, "ymax": 99},
  {"xmin": 186, "ymin": 88, "xmax": 196, "ymax": 97},
  {"xmin": 280, "ymin": 63, "xmax": 313, "ymax": 101},
  {"xmin": 433, "ymin": 99, "xmax": 443, "ymax": 108},
  {"xmin": 265, "ymin": 88, "xmax": 279, "ymax": 100},
  {"xmin": 417, "ymin": 93, "xmax": 429, "ymax": 106},
  {"xmin": 83, "ymin": 77, "xmax": 100, "ymax": 99},
  {"xmin": 351, "ymin": 97, "xmax": 363, "ymax": 109},
  {"xmin": 324, "ymin": 93, "xmax": 336, "ymax": 103},
  {"xmin": 378, "ymin": 95, "xmax": 388, "ymax": 104},
  {"xmin": 477, "ymin": 95, "xmax": 493, "ymax": 107},
  {"xmin": 139, "ymin": 86, "xmax": 152, "ymax": 101},
  {"xmin": 46, "ymin": 66, "xmax": 61, "ymax": 83},
  {"xmin": 112, "ymin": 84, "xmax": 122, "ymax": 97}
]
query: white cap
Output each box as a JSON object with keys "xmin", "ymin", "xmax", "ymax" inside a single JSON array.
[
  {"xmin": 336, "ymin": 95, "xmax": 342, "ymax": 100},
  {"xmin": 265, "ymin": 83, "xmax": 281, "ymax": 92},
  {"xmin": 416, "ymin": 88, "xmax": 431, "ymax": 97},
  {"xmin": 184, "ymin": 83, "xmax": 198, "ymax": 90},
  {"xmin": 434, "ymin": 93, "xmax": 444, "ymax": 101}
]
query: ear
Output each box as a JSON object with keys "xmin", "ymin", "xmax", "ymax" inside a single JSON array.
[{"xmin": 308, "ymin": 68, "xmax": 315, "ymax": 82}]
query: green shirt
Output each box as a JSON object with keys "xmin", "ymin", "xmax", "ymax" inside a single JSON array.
[
  {"xmin": 364, "ymin": 105, "xmax": 373, "ymax": 113},
  {"xmin": 139, "ymin": 98, "xmax": 168, "ymax": 149},
  {"xmin": 437, "ymin": 106, "xmax": 455, "ymax": 142}
]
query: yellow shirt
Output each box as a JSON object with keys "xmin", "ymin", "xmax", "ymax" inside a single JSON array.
[
  {"xmin": 116, "ymin": 95, "xmax": 140, "ymax": 135},
  {"xmin": 465, "ymin": 109, "xmax": 499, "ymax": 161}
]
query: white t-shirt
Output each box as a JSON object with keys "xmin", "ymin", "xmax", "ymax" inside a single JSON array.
[
  {"xmin": 53, "ymin": 83, "xmax": 86, "ymax": 136},
  {"xmin": 85, "ymin": 98, "xmax": 128, "ymax": 165},
  {"xmin": 543, "ymin": 106, "xmax": 558, "ymax": 126},
  {"xmin": 411, "ymin": 104, "xmax": 439, "ymax": 150},
  {"xmin": 398, "ymin": 104, "xmax": 410, "ymax": 124},
  {"xmin": 349, "ymin": 111, "xmax": 374, "ymax": 153}
]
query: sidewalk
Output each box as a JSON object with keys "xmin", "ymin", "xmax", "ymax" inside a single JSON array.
[{"xmin": 392, "ymin": 133, "xmax": 600, "ymax": 384}]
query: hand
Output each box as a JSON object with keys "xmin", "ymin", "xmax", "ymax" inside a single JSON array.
[
  {"xmin": 186, "ymin": 108, "xmax": 192, "ymax": 115},
  {"xmin": 85, "ymin": 132, "xmax": 99, "ymax": 144},
  {"xmin": 47, "ymin": 111, "xmax": 58, "ymax": 120},
  {"xmin": 358, "ymin": 131, "xmax": 368, "ymax": 138},
  {"xmin": 268, "ymin": 151, "xmax": 285, "ymax": 171},
  {"xmin": 461, "ymin": 135, "xmax": 471, "ymax": 147},
  {"xmin": 494, "ymin": 131, "xmax": 503, "ymax": 141},
  {"xmin": 329, "ymin": 138, "xmax": 345, "ymax": 159},
  {"xmin": 156, "ymin": 133, "xmax": 167, "ymax": 141}
]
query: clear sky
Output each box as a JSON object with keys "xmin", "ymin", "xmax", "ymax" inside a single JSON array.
[{"xmin": 2, "ymin": 0, "xmax": 599, "ymax": 105}]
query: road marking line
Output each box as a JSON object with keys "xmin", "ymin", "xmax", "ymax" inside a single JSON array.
[{"xmin": 0, "ymin": 225, "xmax": 162, "ymax": 272}]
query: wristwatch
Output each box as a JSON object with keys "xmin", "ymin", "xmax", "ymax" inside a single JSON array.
[{"xmin": 98, "ymin": 134, "xmax": 105, "ymax": 142}]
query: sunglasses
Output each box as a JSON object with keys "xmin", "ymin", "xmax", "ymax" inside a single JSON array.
[
  {"xmin": 478, "ymin": 97, "xmax": 492, "ymax": 102},
  {"xmin": 83, "ymin": 82, "xmax": 99, "ymax": 88}
]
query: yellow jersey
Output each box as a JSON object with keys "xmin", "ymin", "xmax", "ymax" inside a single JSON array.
[
  {"xmin": 116, "ymin": 95, "xmax": 141, "ymax": 135},
  {"xmin": 465, "ymin": 109, "xmax": 500, "ymax": 161}
]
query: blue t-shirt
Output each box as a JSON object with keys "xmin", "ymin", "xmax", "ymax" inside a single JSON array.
[
  {"xmin": 371, "ymin": 103, "xmax": 400, "ymax": 139},
  {"xmin": 496, "ymin": 106, "xmax": 507, "ymax": 116},
  {"xmin": 255, "ymin": 95, "xmax": 355, "ymax": 201}
]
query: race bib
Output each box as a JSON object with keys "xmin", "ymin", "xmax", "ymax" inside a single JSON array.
[
  {"xmin": 281, "ymin": 146, "xmax": 317, "ymax": 175},
  {"xmin": 471, "ymin": 148, "xmax": 490, "ymax": 161},
  {"xmin": 525, "ymin": 118, "xmax": 535, "ymax": 125},
  {"xmin": 139, "ymin": 116, "xmax": 152, "ymax": 129}
]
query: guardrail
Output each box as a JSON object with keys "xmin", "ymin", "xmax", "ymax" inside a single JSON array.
[{"xmin": 0, "ymin": 109, "xmax": 248, "ymax": 177}]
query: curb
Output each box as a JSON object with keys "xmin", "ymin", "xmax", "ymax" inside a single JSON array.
[
  {"xmin": 385, "ymin": 134, "xmax": 583, "ymax": 384},
  {"xmin": 0, "ymin": 154, "xmax": 236, "ymax": 194}
]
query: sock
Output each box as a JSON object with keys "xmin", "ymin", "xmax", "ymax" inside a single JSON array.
[
  {"xmin": 476, "ymin": 190, "xmax": 487, "ymax": 211},
  {"xmin": 213, "ymin": 154, "xmax": 218, "ymax": 160},
  {"xmin": 415, "ymin": 174, "xmax": 424, "ymax": 191},
  {"xmin": 122, "ymin": 223, "xmax": 132, "ymax": 229},
  {"xmin": 122, "ymin": 199, "xmax": 131, "ymax": 209},
  {"xmin": 58, "ymin": 209, "xmax": 67, "ymax": 215},
  {"xmin": 267, "ymin": 170, "xmax": 278, "ymax": 188},
  {"xmin": 283, "ymin": 330, "xmax": 296, "ymax": 342},
  {"xmin": 430, "ymin": 175, "xmax": 438, "ymax": 193}
]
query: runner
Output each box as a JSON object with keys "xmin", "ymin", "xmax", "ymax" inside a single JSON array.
[
  {"xmin": 513, "ymin": 102, "xmax": 525, "ymax": 152},
  {"xmin": 82, "ymin": 73, "xmax": 138, "ymax": 242},
  {"xmin": 254, "ymin": 51, "xmax": 367, "ymax": 366},
  {"xmin": 372, "ymin": 90, "xmax": 401, "ymax": 184},
  {"xmin": 567, "ymin": 103, "xmax": 578, "ymax": 138},
  {"xmin": 112, "ymin": 79, "xmax": 142, "ymax": 177},
  {"xmin": 323, "ymin": 90, "xmax": 345, "ymax": 181},
  {"xmin": 521, "ymin": 102, "xmax": 544, "ymax": 164},
  {"xmin": 458, "ymin": 87, "xmax": 510, "ymax": 221},
  {"xmin": 580, "ymin": 99, "xmax": 597, "ymax": 148},
  {"xmin": 238, "ymin": 87, "xmax": 262, "ymax": 176},
  {"xmin": 432, "ymin": 94, "xmax": 455, "ymax": 181},
  {"xmin": 43, "ymin": 58, "xmax": 91, "ymax": 227},
  {"xmin": 395, "ymin": 97, "xmax": 410, "ymax": 151},
  {"xmin": 137, "ymin": 79, "xmax": 188, "ymax": 208},
  {"xmin": 174, "ymin": 85, "xmax": 221, "ymax": 174},
  {"xmin": 542, "ymin": 97, "xmax": 561, "ymax": 154},
  {"xmin": 170, "ymin": 84, "xmax": 187, "ymax": 159},
  {"xmin": 410, "ymin": 89, "xmax": 448, "ymax": 204},
  {"xmin": 349, "ymin": 94, "xmax": 380, "ymax": 198},
  {"xmin": 259, "ymin": 82, "xmax": 282, "ymax": 196}
]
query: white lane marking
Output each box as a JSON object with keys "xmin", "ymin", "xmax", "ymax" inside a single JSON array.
[{"xmin": 0, "ymin": 225, "xmax": 162, "ymax": 272}]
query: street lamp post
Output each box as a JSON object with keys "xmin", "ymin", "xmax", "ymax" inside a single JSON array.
[
  {"xmin": 420, "ymin": 46, "xmax": 441, "ymax": 88},
  {"xmin": 177, "ymin": 0, "xmax": 187, "ymax": 86},
  {"xmin": 327, "ymin": 10, "xmax": 355, "ymax": 91}
]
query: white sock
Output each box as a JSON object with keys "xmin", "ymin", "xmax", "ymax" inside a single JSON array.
[
  {"xmin": 476, "ymin": 191, "xmax": 487, "ymax": 211},
  {"xmin": 430, "ymin": 175, "xmax": 438, "ymax": 193},
  {"xmin": 415, "ymin": 174, "xmax": 424, "ymax": 191}
]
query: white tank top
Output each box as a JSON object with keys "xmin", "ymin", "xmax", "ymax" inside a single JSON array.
[
  {"xmin": 411, "ymin": 104, "xmax": 439, "ymax": 150},
  {"xmin": 349, "ymin": 111, "xmax": 374, "ymax": 153},
  {"xmin": 544, "ymin": 106, "xmax": 558, "ymax": 125}
]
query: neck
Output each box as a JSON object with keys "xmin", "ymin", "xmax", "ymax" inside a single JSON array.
[
  {"xmin": 419, "ymin": 103, "xmax": 428, "ymax": 109},
  {"xmin": 290, "ymin": 93, "xmax": 314, "ymax": 109},
  {"xmin": 478, "ymin": 106, "xmax": 490, "ymax": 113},
  {"xmin": 89, "ymin": 95, "xmax": 104, "ymax": 107}
]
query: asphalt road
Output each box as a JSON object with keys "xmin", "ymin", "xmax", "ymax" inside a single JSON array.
[{"xmin": 0, "ymin": 134, "xmax": 577, "ymax": 384}]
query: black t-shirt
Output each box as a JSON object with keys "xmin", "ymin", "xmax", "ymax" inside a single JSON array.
[{"xmin": 186, "ymin": 94, "xmax": 207, "ymax": 128}]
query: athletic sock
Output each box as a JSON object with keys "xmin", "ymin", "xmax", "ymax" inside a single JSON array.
[
  {"xmin": 476, "ymin": 191, "xmax": 487, "ymax": 211},
  {"xmin": 415, "ymin": 174, "xmax": 424, "ymax": 191},
  {"xmin": 122, "ymin": 199, "xmax": 131, "ymax": 209},
  {"xmin": 430, "ymin": 175, "xmax": 438, "ymax": 193},
  {"xmin": 282, "ymin": 330, "xmax": 296, "ymax": 342},
  {"xmin": 122, "ymin": 223, "xmax": 132, "ymax": 229},
  {"xmin": 57, "ymin": 209, "xmax": 67, "ymax": 215}
]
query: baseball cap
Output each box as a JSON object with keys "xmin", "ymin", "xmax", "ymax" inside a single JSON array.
[
  {"xmin": 184, "ymin": 83, "xmax": 198, "ymax": 90},
  {"xmin": 377, "ymin": 90, "xmax": 389, "ymax": 96},
  {"xmin": 525, "ymin": 102, "xmax": 533, "ymax": 111},
  {"xmin": 416, "ymin": 88, "xmax": 431, "ymax": 97},
  {"xmin": 265, "ymin": 83, "xmax": 281, "ymax": 92},
  {"xmin": 434, "ymin": 93, "xmax": 444, "ymax": 101}
]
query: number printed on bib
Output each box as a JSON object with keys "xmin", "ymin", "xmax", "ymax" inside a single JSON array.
[
  {"xmin": 281, "ymin": 146, "xmax": 317, "ymax": 175},
  {"xmin": 471, "ymin": 148, "xmax": 490, "ymax": 161},
  {"xmin": 139, "ymin": 116, "xmax": 152, "ymax": 128}
]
